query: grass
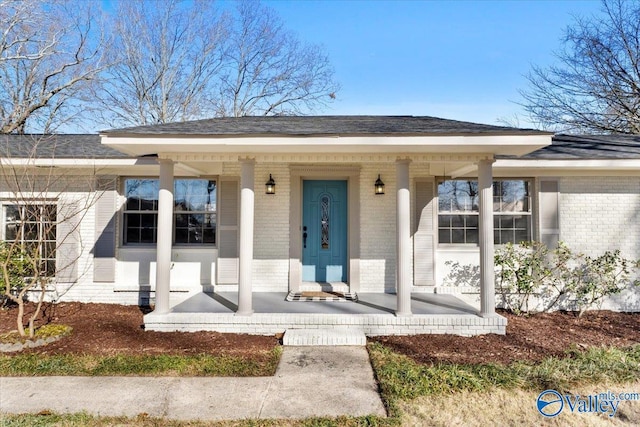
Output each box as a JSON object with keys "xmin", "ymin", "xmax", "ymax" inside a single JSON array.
[
  {"xmin": 397, "ymin": 382, "xmax": 640, "ymax": 427},
  {"xmin": 0, "ymin": 413, "xmax": 395, "ymax": 427},
  {"xmin": 368, "ymin": 342, "xmax": 640, "ymax": 402},
  {"xmin": 3, "ymin": 343, "xmax": 640, "ymax": 425},
  {"xmin": 0, "ymin": 347, "xmax": 282, "ymax": 377}
]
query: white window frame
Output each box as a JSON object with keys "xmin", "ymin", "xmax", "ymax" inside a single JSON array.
[
  {"xmin": 436, "ymin": 178, "xmax": 533, "ymax": 246},
  {"xmin": 1, "ymin": 200, "xmax": 58, "ymax": 277},
  {"xmin": 121, "ymin": 177, "xmax": 218, "ymax": 247}
]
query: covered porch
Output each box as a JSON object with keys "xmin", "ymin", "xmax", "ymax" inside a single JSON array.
[
  {"xmin": 143, "ymin": 291, "xmax": 507, "ymax": 336},
  {"xmin": 101, "ymin": 116, "xmax": 552, "ymax": 337}
]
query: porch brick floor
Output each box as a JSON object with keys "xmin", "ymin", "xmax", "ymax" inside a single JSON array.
[{"xmin": 143, "ymin": 292, "xmax": 506, "ymax": 336}]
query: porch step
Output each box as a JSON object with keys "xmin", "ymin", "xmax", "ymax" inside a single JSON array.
[{"xmin": 283, "ymin": 328, "xmax": 366, "ymax": 346}]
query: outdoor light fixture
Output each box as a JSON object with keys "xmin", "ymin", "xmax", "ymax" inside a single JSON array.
[
  {"xmin": 374, "ymin": 174, "xmax": 385, "ymax": 195},
  {"xmin": 265, "ymin": 174, "xmax": 276, "ymax": 194}
]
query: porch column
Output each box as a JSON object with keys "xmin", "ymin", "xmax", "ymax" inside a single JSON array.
[
  {"xmin": 396, "ymin": 159, "xmax": 412, "ymax": 316},
  {"xmin": 478, "ymin": 159, "xmax": 496, "ymax": 316},
  {"xmin": 237, "ymin": 159, "xmax": 255, "ymax": 316},
  {"xmin": 154, "ymin": 159, "xmax": 174, "ymax": 314}
]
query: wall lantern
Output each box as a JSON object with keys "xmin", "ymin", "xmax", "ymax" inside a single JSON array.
[
  {"xmin": 265, "ymin": 174, "xmax": 276, "ymax": 194},
  {"xmin": 374, "ymin": 174, "xmax": 385, "ymax": 195}
]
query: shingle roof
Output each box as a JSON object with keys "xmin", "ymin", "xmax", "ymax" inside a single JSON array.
[
  {"xmin": 513, "ymin": 134, "xmax": 640, "ymax": 160},
  {"xmin": 5, "ymin": 130, "xmax": 640, "ymax": 161},
  {"xmin": 0, "ymin": 134, "xmax": 132, "ymax": 159},
  {"xmin": 102, "ymin": 115, "xmax": 549, "ymax": 136}
]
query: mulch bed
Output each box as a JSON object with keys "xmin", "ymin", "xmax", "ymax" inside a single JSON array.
[
  {"xmin": 372, "ymin": 310, "xmax": 640, "ymax": 365},
  {"xmin": 0, "ymin": 302, "xmax": 278, "ymax": 357},
  {"xmin": 1, "ymin": 303, "xmax": 639, "ymax": 366}
]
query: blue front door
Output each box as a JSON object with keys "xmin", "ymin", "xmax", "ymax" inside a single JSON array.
[{"xmin": 302, "ymin": 180, "xmax": 348, "ymax": 282}]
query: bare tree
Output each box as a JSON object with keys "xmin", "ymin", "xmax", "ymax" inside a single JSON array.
[
  {"xmin": 0, "ymin": 0, "xmax": 107, "ymax": 134},
  {"xmin": 521, "ymin": 0, "xmax": 640, "ymax": 134},
  {"xmin": 215, "ymin": 0, "xmax": 339, "ymax": 117},
  {"xmin": 96, "ymin": 0, "xmax": 227, "ymax": 127},
  {"xmin": 0, "ymin": 135, "xmax": 103, "ymax": 337}
]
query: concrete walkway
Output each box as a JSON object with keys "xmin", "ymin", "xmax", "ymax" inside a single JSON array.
[{"xmin": 0, "ymin": 347, "xmax": 386, "ymax": 421}]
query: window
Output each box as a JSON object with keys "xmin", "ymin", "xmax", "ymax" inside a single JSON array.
[
  {"xmin": 438, "ymin": 179, "xmax": 531, "ymax": 245},
  {"xmin": 123, "ymin": 178, "xmax": 217, "ymax": 245},
  {"xmin": 2, "ymin": 203, "xmax": 57, "ymax": 276},
  {"xmin": 173, "ymin": 180, "xmax": 216, "ymax": 244}
]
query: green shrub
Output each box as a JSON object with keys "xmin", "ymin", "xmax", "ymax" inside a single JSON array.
[{"xmin": 494, "ymin": 241, "xmax": 640, "ymax": 315}]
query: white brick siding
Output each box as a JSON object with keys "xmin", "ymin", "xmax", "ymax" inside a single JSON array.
[
  {"xmin": 359, "ymin": 163, "xmax": 397, "ymax": 292},
  {"xmin": 559, "ymin": 176, "xmax": 640, "ymax": 256},
  {"xmin": 252, "ymin": 163, "xmax": 290, "ymax": 291},
  {"xmin": 7, "ymin": 166, "xmax": 639, "ymax": 313}
]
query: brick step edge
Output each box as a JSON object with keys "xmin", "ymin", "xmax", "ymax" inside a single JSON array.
[{"xmin": 283, "ymin": 328, "xmax": 367, "ymax": 346}]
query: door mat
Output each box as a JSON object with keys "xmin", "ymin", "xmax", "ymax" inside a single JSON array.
[{"xmin": 286, "ymin": 291, "xmax": 358, "ymax": 302}]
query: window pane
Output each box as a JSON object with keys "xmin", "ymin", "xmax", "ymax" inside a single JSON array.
[
  {"xmin": 126, "ymin": 213, "xmax": 140, "ymax": 228},
  {"xmin": 438, "ymin": 229, "xmax": 451, "ymax": 244},
  {"xmin": 174, "ymin": 213, "xmax": 188, "ymax": 227},
  {"xmin": 5, "ymin": 205, "xmax": 19, "ymax": 222},
  {"xmin": 24, "ymin": 223, "xmax": 38, "ymax": 240},
  {"xmin": 465, "ymin": 215, "xmax": 478, "ymax": 228},
  {"xmin": 175, "ymin": 179, "xmax": 216, "ymax": 212},
  {"xmin": 500, "ymin": 216, "xmax": 514, "ymax": 228},
  {"xmin": 466, "ymin": 229, "xmax": 479, "ymax": 244},
  {"xmin": 43, "ymin": 205, "xmax": 57, "ymax": 222},
  {"xmin": 5, "ymin": 224, "xmax": 17, "ymax": 241},
  {"xmin": 126, "ymin": 198, "xmax": 140, "ymax": 211},
  {"xmin": 205, "ymin": 213, "xmax": 216, "ymax": 226},
  {"xmin": 44, "ymin": 242, "xmax": 56, "ymax": 258},
  {"xmin": 175, "ymin": 228, "xmax": 188, "ymax": 244},
  {"xmin": 496, "ymin": 180, "xmax": 529, "ymax": 212},
  {"xmin": 125, "ymin": 179, "xmax": 159, "ymax": 211},
  {"xmin": 501, "ymin": 230, "xmax": 513, "ymax": 244},
  {"xmin": 438, "ymin": 180, "xmax": 478, "ymax": 212},
  {"xmin": 438, "ymin": 215, "xmax": 452, "ymax": 228},
  {"xmin": 45, "ymin": 226, "xmax": 56, "ymax": 241},
  {"xmin": 24, "ymin": 207, "xmax": 41, "ymax": 222},
  {"xmin": 451, "ymin": 229, "xmax": 464, "ymax": 243},
  {"xmin": 515, "ymin": 216, "xmax": 529, "ymax": 228},
  {"xmin": 140, "ymin": 214, "xmax": 155, "ymax": 228},
  {"xmin": 140, "ymin": 228, "xmax": 155, "ymax": 243},
  {"xmin": 190, "ymin": 214, "xmax": 204, "ymax": 243},
  {"xmin": 515, "ymin": 228, "xmax": 530, "ymax": 243},
  {"xmin": 126, "ymin": 227, "xmax": 139, "ymax": 244},
  {"xmin": 45, "ymin": 260, "xmax": 56, "ymax": 276},
  {"xmin": 203, "ymin": 227, "xmax": 215, "ymax": 244}
]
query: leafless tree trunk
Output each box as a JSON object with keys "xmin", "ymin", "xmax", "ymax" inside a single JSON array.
[
  {"xmin": 95, "ymin": 0, "xmax": 227, "ymax": 128},
  {"xmin": 521, "ymin": 0, "xmax": 640, "ymax": 134},
  {"xmin": 0, "ymin": 0, "xmax": 107, "ymax": 134},
  {"xmin": 215, "ymin": 0, "xmax": 339, "ymax": 117},
  {"xmin": 0, "ymin": 135, "xmax": 105, "ymax": 337}
]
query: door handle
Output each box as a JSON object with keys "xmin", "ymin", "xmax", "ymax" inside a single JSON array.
[{"xmin": 303, "ymin": 226, "xmax": 307, "ymax": 248}]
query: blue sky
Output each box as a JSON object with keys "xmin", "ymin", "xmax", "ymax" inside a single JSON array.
[{"xmin": 256, "ymin": 0, "xmax": 603, "ymax": 127}]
